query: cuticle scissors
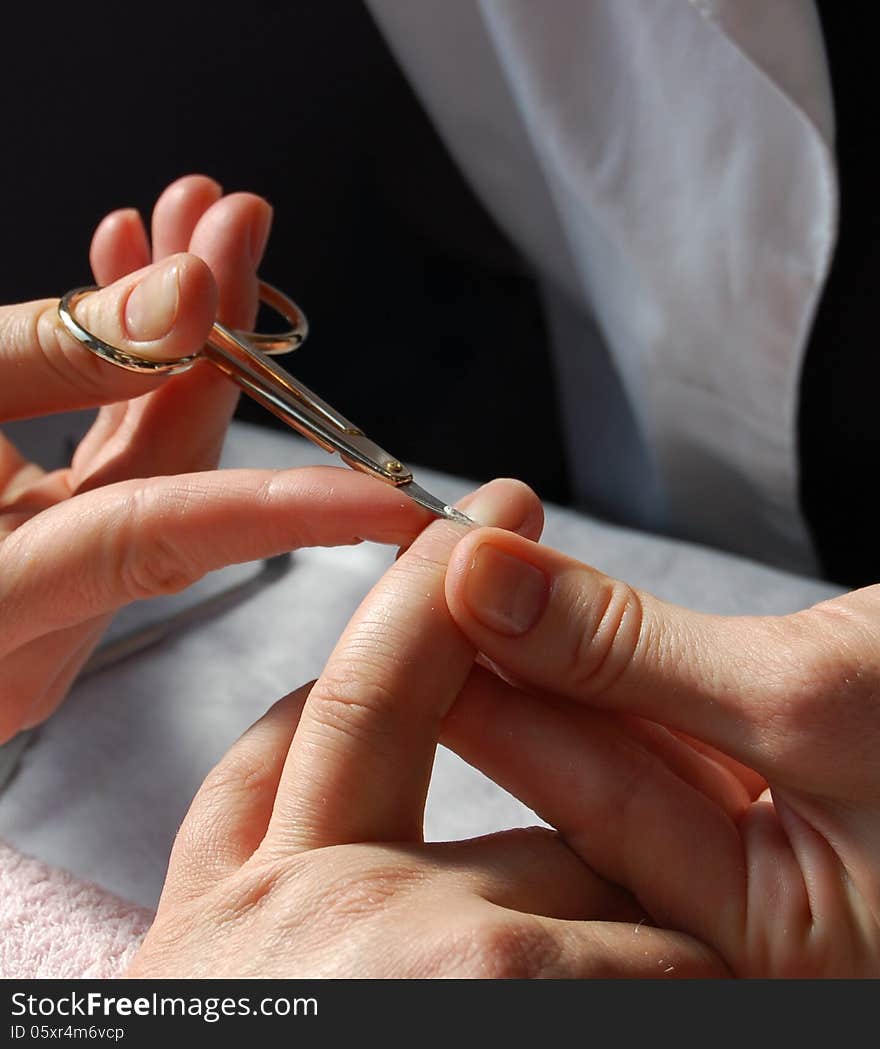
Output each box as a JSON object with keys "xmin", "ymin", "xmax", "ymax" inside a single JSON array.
[{"xmin": 57, "ymin": 280, "xmax": 473, "ymax": 525}]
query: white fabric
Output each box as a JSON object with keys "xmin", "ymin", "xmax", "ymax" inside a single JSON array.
[
  {"xmin": 366, "ymin": 0, "xmax": 835, "ymax": 575},
  {"xmin": 0, "ymin": 420, "xmax": 841, "ymax": 911}
]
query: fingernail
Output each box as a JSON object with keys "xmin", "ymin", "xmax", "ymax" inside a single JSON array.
[
  {"xmin": 464, "ymin": 544, "xmax": 549, "ymax": 636},
  {"xmin": 124, "ymin": 259, "xmax": 181, "ymax": 342}
]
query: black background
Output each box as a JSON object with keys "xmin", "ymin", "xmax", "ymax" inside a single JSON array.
[
  {"xmin": 0, "ymin": 0, "xmax": 571, "ymax": 505},
  {"xmin": 4, "ymin": 978, "xmax": 871, "ymax": 1044}
]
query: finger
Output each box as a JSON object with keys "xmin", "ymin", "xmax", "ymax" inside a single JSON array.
[
  {"xmin": 0, "ymin": 617, "xmax": 108, "ymax": 740},
  {"xmin": 188, "ymin": 190, "xmax": 272, "ymax": 328},
  {"xmin": 669, "ymin": 730, "xmax": 768, "ymax": 800},
  {"xmin": 65, "ymin": 401, "xmax": 129, "ymax": 486},
  {"xmin": 163, "ymin": 684, "xmax": 311, "ymax": 903},
  {"xmin": 594, "ymin": 713, "xmax": 757, "ymax": 815},
  {"xmin": 89, "ymin": 176, "xmax": 224, "ymax": 285},
  {"xmin": 441, "ymin": 664, "xmax": 748, "ymax": 958},
  {"xmin": 0, "ymin": 253, "xmax": 217, "ymax": 421},
  {"xmin": 0, "ymin": 431, "xmax": 44, "ymax": 501},
  {"xmin": 0, "ymin": 466, "xmax": 435, "ymax": 657},
  {"xmin": 71, "ymin": 191, "xmax": 274, "ymax": 492},
  {"xmin": 264, "ymin": 479, "xmax": 544, "ymax": 851},
  {"xmin": 429, "ymin": 827, "xmax": 643, "ymax": 924},
  {"xmin": 453, "ymin": 902, "xmax": 730, "ymax": 978},
  {"xmin": 444, "ymin": 527, "xmax": 837, "ymax": 780},
  {"xmin": 90, "ymin": 208, "xmax": 151, "ymax": 286},
  {"xmin": 151, "ymin": 174, "xmax": 224, "ymax": 261},
  {"xmin": 79, "ymin": 179, "xmax": 224, "ymax": 495}
]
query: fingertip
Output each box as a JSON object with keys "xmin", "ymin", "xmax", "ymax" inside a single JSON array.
[
  {"xmin": 189, "ymin": 191, "xmax": 273, "ymax": 260},
  {"xmin": 152, "ymin": 174, "xmax": 224, "ymax": 259},
  {"xmin": 172, "ymin": 249, "xmax": 219, "ymax": 325},
  {"xmin": 188, "ymin": 191, "xmax": 273, "ymax": 329},
  {"xmin": 457, "ymin": 478, "xmax": 544, "ymax": 539},
  {"xmin": 92, "ymin": 206, "xmax": 142, "ymax": 242},
  {"xmin": 155, "ymin": 173, "xmax": 224, "ymax": 211},
  {"xmin": 75, "ymin": 252, "xmax": 217, "ymax": 361},
  {"xmin": 90, "ymin": 208, "xmax": 151, "ymax": 285},
  {"xmin": 137, "ymin": 250, "xmax": 217, "ymax": 349}
]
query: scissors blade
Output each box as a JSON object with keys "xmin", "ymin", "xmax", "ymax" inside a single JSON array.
[
  {"xmin": 204, "ymin": 326, "xmax": 476, "ymax": 524},
  {"xmin": 399, "ymin": 481, "xmax": 475, "ymax": 525},
  {"xmin": 59, "ymin": 285, "xmax": 477, "ymax": 527}
]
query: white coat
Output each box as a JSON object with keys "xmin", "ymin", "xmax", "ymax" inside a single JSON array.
[{"xmin": 366, "ymin": 0, "xmax": 835, "ymax": 576}]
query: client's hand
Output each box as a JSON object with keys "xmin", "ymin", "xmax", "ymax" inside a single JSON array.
[
  {"xmin": 128, "ymin": 481, "xmax": 727, "ymax": 978},
  {"xmin": 0, "ymin": 175, "xmax": 431, "ymax": 740},
  {"xmin": 440, "ymin": 526, "xmax": 880, "ymax": 977}
]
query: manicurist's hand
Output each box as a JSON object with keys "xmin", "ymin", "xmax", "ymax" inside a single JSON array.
[
  {"xmin": 0, "ymin": 175, "xmax": 432, "ymax": 740},
  {"xmin": 441, "ymin": 526, "xmax": 880, "ymax": 976},
  {"xmin": 127, "ymin": 480, "xmax": 727, "ymax": 978}
]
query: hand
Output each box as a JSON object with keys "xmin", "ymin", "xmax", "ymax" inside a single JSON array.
[
  {"xmin": 0, "ymin": 175, "xmax": 432, "ymax": 741},
  {"xmin": 128, "ymin": 480, "xmax": 727, "ymax": 978},
  {"xmin": 440, "ymin": 526, "xmax": 880, "ymax": 977}
]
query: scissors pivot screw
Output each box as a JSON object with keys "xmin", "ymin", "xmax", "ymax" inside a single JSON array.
[{"xmin": 57, "ymin": 280, "xmax": 473, "ymax": 525}]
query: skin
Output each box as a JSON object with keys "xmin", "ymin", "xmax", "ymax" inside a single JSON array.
[
  {"xmin": 7, "ymin": 174, "xmax": 874, "ymax": 978},
  {"xmin": 130, "ymin": 497, "xmax": 880, "ymax": 978},
  {"xmin": 0, "ymin": 175, "xmax": 433, "ymax": 741},
  {"xmin": 440, "ymin": 527, "xmax": 880, "ymax": 976},
  {"xmin": 128, "ymin": 480, "xmax": 728, "ymax": 978}
]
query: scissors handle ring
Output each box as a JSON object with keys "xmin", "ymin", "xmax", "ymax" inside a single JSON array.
[
  {"xmin": 57, "ymin": 279, "xmax": 308, "ymax": 375},
  {"xmin": 247, "ymin": 281, "xmax": 309, "ymax": 354}
]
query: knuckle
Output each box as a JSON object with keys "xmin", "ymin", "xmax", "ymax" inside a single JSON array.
[
  {"xmin": 171, "ymin": 744, "xmax": 290, "ymax": 888},
  {"xmin": 743, "ymin": 603, "xmax": 880, "ymax": 783},
  {"xmin": 170, "ymin": 770, "xmax": 260, "ymax": 875},
  {"xmin": 440, "ymin": 915, "xmax": 561, "ymax": 979},
  {"xmin": 114, "ymin": 483, "xmax": 204, "ymax": 599},
  {"xmin": 36, "ymin": 301, "xmax": 118, "ymax": 401},
  {"xmin": 307, "ymin": 662, "xmax": 402, "ymax": 751},
  {"xmin": 567, "ymin": 576, "xmax": 645, "ymax": 695},
  {"xmin": 194, "ymin": 748, "xmax": 276, "ymax": 822},
  {"xmin": 205, "ymin": 861, "xmax": 291, "ymax": 929}
]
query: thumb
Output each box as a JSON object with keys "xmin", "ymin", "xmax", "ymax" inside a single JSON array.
[
  {"xmin": 445, "ymin": 527, "xmax": 878, "ymax": 794},
  {"xmin": 0, "ymin": 253, "xmax": 217, "ymax": 420}
]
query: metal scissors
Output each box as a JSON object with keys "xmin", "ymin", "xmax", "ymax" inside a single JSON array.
[{"xmin": 57, "ymin": 280, "xmax": 472, "ymax": 525}]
